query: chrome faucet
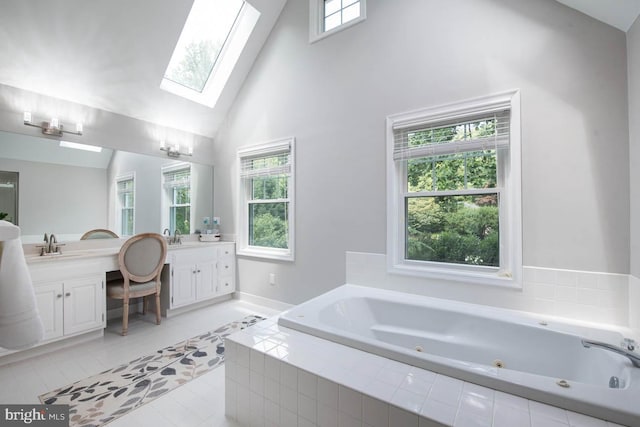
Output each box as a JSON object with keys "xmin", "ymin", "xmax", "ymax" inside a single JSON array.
[
  {"xmin": 49, "ymin": 234, "xmax": 57, "ymax": 253},
  {"xmin": 163, "ymin": 228, "xmax": 182, "ymax": 245},
  {"xmin": 162, "ymin": 228, "xmax": 174, "ymax": 244},
  {"xmin": 173, "ymin": 229, "xmax": 182, "ymax": 245},
  {"xmin": 582, "ymin": 339, "xmax": 640, "ymax": 368},
  {"xmin": 37, "ymin": 232, "xmax": 65, "ymax": 255}
]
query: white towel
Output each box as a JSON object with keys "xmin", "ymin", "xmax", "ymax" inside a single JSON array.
[{"xmin": 0, "ymin": 220, "xmax": 44, "ymax": 350}]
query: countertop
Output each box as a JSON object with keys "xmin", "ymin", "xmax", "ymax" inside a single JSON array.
[{"xmin": 23, "ymin": 239, "xmax": 234, "ymax": 264}]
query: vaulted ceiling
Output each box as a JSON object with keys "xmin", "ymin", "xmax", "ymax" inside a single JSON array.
[
  {"xmin": 0, "ymin": 0, "xmax": 636, "ymax": 141},
  {"xmin": 0, "ymin": 0, "xmax": 285, "ymax": 139}
]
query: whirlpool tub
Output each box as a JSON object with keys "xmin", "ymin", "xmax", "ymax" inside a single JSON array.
[{"xmin": 278, "ymin": 284, "xmax": 640, "ymax": 425}]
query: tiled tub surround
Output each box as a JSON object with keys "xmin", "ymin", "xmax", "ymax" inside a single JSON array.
[
  {"xmin": 279, "ymin": 285, "xmax": 639, "ymax": 425},
  {"xmin": 346, "ymin": 252, "xmax": 631, "ymax": 327},
  {"xmin": 225, "ymin": 318, "xmax": 629, "ymax": 427}
]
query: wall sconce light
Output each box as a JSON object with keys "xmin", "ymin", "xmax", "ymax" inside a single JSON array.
[
  {"xmin": 160, "ymin": 140, "xmax": 193, "ymax": 158},
  {"xmin": 23, "ymin": 111, "xmax": 83, "ymax": 137}
]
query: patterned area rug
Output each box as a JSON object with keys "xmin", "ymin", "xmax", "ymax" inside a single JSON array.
[{"xmin": 39, "ymin": 315, "xmax": 265, "ymax": 427}]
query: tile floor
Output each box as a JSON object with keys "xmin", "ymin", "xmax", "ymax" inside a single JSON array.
[{"xmin": 0, "ymin": 299, "xmax": 280, "ymax": 427}]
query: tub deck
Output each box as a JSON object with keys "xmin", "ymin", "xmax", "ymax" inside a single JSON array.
[
  {"xmin": 277, "ymin": 284, "xmax": 640, "ymax": 426},
  {"xmin": 225, "ymin": 314, "xmax": 629, "ymax": 427}
]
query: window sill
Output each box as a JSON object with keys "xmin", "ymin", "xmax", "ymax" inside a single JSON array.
[
  {"xmin": 388, "ymin": 262, "xmax": 522, "ymax": 289},
  {"xmin": 237, "ymin": 247, "xmax": 294, "ymax": 262}
]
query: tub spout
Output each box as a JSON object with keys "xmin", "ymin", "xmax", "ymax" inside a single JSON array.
[{"xmin": 582, "ymin": 339, "xmax": 640, "ymax": 368}]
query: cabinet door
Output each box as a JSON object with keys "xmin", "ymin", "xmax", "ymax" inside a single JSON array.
[
  {"xmin": 171, "ymin": 263, "xmax": 197, "ymax": 308},
  {"xmin": 63, "ymin": 276, "xmax": 104, "ymax": 336},
  {"xmin": 196, "ymin": 261, "xmax": 217, "ymax": 300},
  {"xmin": 34, "ymin": 282, "xmax": 64, "ymax": 341}
]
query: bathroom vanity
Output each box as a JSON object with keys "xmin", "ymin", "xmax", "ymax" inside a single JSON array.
[
  {"xmin": 164, "ymin": 244, "xmax": 236, "ymax": 315},
  {"xmin": 0, "ymin": 240, "xmax": 236, "ymax": 363}
]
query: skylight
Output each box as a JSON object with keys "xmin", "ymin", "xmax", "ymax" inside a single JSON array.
[{"xmin": 161, "ymin": 0, "xmax": 259, "ymax": 107}]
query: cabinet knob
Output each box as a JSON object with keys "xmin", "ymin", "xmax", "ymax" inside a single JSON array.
[
  {"xmin": 225, "ymin": 265, "xmax": 229, "ymax": 269},
  {"xmin": 197, "ymin": 269, "xmax": 201, "ymax": 273},
  {"xmin": 56, "ymin": 294, "xmax": 62, "ymax": 299},
  {"xmin": 65, "ymin": 292, "xmax": 71, "ymax": 297}
]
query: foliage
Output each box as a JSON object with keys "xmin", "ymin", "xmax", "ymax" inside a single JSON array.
[
  {"xmin": 405, "ymin": 118, "xmax": 501, "ymax": 267},
  {"xmin": 171, "ymin": 186, "xmax": 191, "ymax": 235},
  {"xmin": 166, "ymin": 39, "xmax": 220, "ymax": 91},
  {"xmin": 172, "ymin": 206, "xmax": 190, "ymax": 235},
  {"xmin": 250, "ymin": 203, "xmax": 288, "ymax": 249},
  {"xmin": 248, "ymin": 166, "xmax": 289, "ymax": 249},
  {"xmin": 0, "ymin": 212, "xmax": 7, "ymax": 221}
]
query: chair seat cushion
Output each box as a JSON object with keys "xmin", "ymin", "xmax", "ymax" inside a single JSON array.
[{"xmin": 106, "ymin": 280, "xmax": 158, "ymax": 298}]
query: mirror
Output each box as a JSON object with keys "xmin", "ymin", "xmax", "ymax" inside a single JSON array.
[
  {"xmin": 0, "ymin": 131, "xmax": 213, "ymax": 243},
  {"xmin": 0, "ymin": 170, "xmax": 18, "ymax": 224}
]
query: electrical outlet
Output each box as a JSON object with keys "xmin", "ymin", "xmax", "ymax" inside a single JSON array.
[{"xmin": 269, "ymin": 273, "xmax": 276, "ymax": 286}]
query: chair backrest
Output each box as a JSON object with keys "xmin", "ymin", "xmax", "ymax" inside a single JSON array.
[
  {"xmin": 81, "ymin": 229, "xmax": 119, "ymax": 240},
  {"xmin": 118, "ymin": 233, "xmax": 168, "ymax": 283}
]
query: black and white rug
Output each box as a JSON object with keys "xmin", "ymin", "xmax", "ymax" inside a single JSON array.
[{"xmin": 39, "ymin": 315, "xmax": 265, "ymax": 427}]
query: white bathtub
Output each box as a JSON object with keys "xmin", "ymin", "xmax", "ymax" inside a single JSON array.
[{"xmin": 278, "ymin": 284, "xmax": 640, "ymax": 426}]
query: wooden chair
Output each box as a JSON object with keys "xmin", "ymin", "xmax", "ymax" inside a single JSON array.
[
  {"xmin": 80, "ymin": 229, "xmax": 119, "ymax": 240},
  {"xmin": 106, "ymin": 233, "xmax": 167, "ymax": 335}
]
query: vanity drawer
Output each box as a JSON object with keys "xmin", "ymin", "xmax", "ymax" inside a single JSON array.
[
  {"xmin": 217, "ymin": 244, "xmax": 234, "ymax": 258},
  {"xmin": 217, "ymin": 258, "xmax": 235, "ymax": 277}
]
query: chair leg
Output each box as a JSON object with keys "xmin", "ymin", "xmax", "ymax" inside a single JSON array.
[
  {"xmin": 143, "ymin": 296, "xmax": 148, "ymax": 315},
  {"xmin": 155, "ymin": 294, "xmax": 161, "ymax": 325},
  {"xmin": 122, "ymin": 298, "xmax": 129, "ymax": 336}
]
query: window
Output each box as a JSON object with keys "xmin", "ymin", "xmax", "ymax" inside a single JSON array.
[
  {"xmin": 237, "ymin": 138, "xmax": 295, "ymax": 261},
  {"xmin": 162, "ymin": 164, "xmax": 191, "ymax": 235},
  {"xmin": 387, "ymin": 91, "xmax": 522, "ymax": 287},
  {"xmin": 116, "ymin": 174, "xmax": 135, "ymax": 236},
  {"xmin": 309, "ymin": 0, "xmax": 366, "ymax": 43},
  {"xmin": 160, "ymin": 0, "xmax": 260, "ymax": 107}
]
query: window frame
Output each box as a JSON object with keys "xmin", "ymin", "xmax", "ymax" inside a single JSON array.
[
  {"xmin": 386, "ymin": 90, "xmax": 522, "ymax": 288},
  {"xmin": 115, "ymin": 173, "xmax": 135, "ymax": 237},
  {"xmin": 160, "ymin": 0, "xmax": 261, "ymax": 108},
  {"xmin": 309, "ymin": 0, "xmax": 366, "ymax": 44},
  {"xmin": 237, "ymin": 137, "xmax": 295, "ymax": 261},
  {"xmin": 161, "ymin": 162, "xmax": 192, "ymax": 235}
]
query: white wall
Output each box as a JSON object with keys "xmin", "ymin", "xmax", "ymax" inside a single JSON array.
[
  {"xmin": 214, "ymin": 0, "xmax": 630, "ymax": 306},
  {"xmin": 628, "ymin": 15, "xmax": 640, "ymax": 331}
]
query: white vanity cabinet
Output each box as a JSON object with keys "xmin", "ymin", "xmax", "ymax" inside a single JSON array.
[
  {"xmin": 166, "ymin": 243, "xmax": 236, "ymax": 313},
  {"xmin": 217, "ymin": 244, "xmax": 236, "ymax": 295},
  {"xmin": 34, "ymin": 275, "xmax": 105, "ymax": 341},
  {"xmin": 169, "ymin": 248, "xmax": 216, "ymax": 308}
]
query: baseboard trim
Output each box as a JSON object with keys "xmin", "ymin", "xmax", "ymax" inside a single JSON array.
[
  {"xmin": 164, "ymin": 294, "xmax": 234, "ymax": 318},
  {"xmin": 233, "ymin": 291, "xmax": 293, "ymax": 311}
]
